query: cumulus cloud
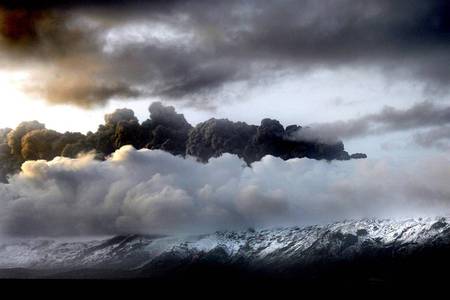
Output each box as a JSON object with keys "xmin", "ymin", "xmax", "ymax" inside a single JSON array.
[
  {"xmin": 1, "ymin": 0, "xmax": 449, "ymax": 107},
  {"xmin": 0, "ymin": 146, "xmax": 448, "ymax": 237}
]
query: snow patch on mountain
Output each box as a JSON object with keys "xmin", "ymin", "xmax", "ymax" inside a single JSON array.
[{"xmin": 0, "ymin": 216, "xmax": 449, "ymax": 272}]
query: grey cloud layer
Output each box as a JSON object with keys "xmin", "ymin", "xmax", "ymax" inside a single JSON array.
[
  {"xmin": 0, "ymin": 146, "xmax": 448, "ymax": 237},
  {"xmin": 294, "ymin": 101, "xmax": 450, "ymax": 148},
  {"xmin": 1, "ymin": 0, "xmax": 449, "ymax": 107},
  {"xmin": 413, "ymin": 126, "xmax": 450, "ymax": 150}
]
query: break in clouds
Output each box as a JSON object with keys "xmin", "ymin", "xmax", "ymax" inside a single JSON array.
[
  {"xmin": 0, "ymin": 146, "xmax": 449, "ymax": 237},
  {"xmin": 0, "ymin": 0, "xmax": 449, "ymax": 107}
]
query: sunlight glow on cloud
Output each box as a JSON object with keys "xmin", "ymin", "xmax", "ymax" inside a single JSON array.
[{"xmin": 0, "ymin": 71, "xmax": 106, "ymax": 133}]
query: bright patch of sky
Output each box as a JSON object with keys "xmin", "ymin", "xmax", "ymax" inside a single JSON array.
[{"xmin": 1, "ymin": 65, "xmax": 447, "ymax": 160}]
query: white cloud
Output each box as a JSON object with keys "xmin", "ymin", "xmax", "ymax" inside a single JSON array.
[{"xmin": 0, "ymin": 146, "xmax": 449, "ymax": 237}]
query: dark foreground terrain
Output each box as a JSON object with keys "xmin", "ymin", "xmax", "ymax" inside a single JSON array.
[{"xmin": 1, "ymin": 217, "xmax": 450, "ymax": 292}]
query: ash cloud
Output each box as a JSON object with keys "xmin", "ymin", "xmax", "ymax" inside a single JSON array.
[
  {"xmin": 0, "ymin": 146, "xmax": 447, "ymax": 237},
  {"xmin": 294, "ymin": 101, "xmax": 450, "ymax": 147},
  {"xmin": 1, "ymin": 0, "xmax": 449, "ymax": 107},
  {"xmin": 187, "ymin": 118, "xmax": 356, "ymax": 163},
  {"xmin": 0, "ymin": 102, "xmax": 362, "ymax": 182}
]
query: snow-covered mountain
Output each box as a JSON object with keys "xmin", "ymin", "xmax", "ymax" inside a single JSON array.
[{"xmin": 1, "ymin": 217, "xmax": 450, "ymax": 280}]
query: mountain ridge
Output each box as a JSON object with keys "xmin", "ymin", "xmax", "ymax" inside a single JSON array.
[{"xmin": 1, "ymin": 216, "xmax": 450, "ymax": 282}]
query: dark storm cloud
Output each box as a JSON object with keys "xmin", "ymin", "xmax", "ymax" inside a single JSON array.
[{"xmin": 1, "ymin": 0, "xmax": 449, "ymax": 107}]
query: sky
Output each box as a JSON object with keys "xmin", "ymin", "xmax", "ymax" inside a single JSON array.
[{"xmin": 0, "ymin": 0, "xmax": 449, "ymax": 236}]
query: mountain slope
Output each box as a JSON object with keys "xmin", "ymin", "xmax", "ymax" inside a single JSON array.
[{"xmin": 1, "ymin": 217, "xmax": 450, "ymax": 282}]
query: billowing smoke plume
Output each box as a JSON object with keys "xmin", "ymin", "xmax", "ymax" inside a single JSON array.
[
  {"xmin": 187, "ymin": 119, "xmax": 363, "ymax": 163},
  {"xmin": 0, "ymin": 146, "xmax": 446, "ymax": 237},
  {"xmin": 0, "ymin": 102, "xmax": 364, "ymax": 182}
]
